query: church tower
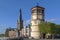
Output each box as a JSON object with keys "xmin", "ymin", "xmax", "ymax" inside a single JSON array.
[
  {"xmin": 31, "ymin": 5, "xmax": 45, "ymax": 39},
  {"xmin": 17, "ymin": 8, "xmax": 23, "ymax": 37},
  {"xmin": 17, "ymin": 9, "xmax": 23, "ymax": 30}
]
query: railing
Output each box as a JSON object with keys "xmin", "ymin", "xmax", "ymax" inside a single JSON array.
[
  {"xmin": 0, "ymin": 37, "xmax": 60, "ymax": 40},
  {"xmin": 0, "ymin": 37, "xmax": 9, "ymax": 40},
  {"xmin": 0, "ymin": 37, "xmax": 22, "ymax": 40}
]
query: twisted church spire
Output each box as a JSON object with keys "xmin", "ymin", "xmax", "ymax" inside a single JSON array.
[{"xmin": 17, "ymin": 8, "xmax": 23, "ymax": 30}]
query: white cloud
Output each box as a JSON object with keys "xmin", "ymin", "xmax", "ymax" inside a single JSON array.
[
  {"xmin": 0, "ymin": 25, "xmax": 7, "ymax": 34},
  {"xmin": 23, "ymin": 19, "xmax": 30, "ymax": 26},
  {"xmin": 45, "ymin": 18, "xmax": 60, "ymax": 22},
  {"xmin": 24, "ymin": 18, "xmax": 60, "ymax": 27}
]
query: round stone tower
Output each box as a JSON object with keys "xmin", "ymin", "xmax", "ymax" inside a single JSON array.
[{"xmin": 31, "ymin": 5, "xmax": 45, "ymax": 39}]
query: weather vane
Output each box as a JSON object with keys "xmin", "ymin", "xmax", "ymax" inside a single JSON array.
[{"xmin": 37, "ymin": 2, "xmax": 39, "ymax": 6}]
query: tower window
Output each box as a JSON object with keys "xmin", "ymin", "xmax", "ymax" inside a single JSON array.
[
  {"xmin": 37, "ymin": 9, "xmax": 40, "ymax": 13},
  {"xmin": 42, "ymin": 10, "xmax": 44, "ymax": 13},
  {"xmin": 32, "ymin": 10, "xmax": 37, "ymax": 13}
]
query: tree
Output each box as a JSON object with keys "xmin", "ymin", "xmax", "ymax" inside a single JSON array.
[
  {"xmin": 38, "ymin": 22, "xmax": 55, "ymax": 34},
  {"xmin": 55, "ymin": 25, "xmax": 60, "ymax": 34},
  {"xmin": 5, "ymin": 28, "xmax": 9, "ymax": 37},
  {"xmin": 38, "ymin": 22, "xmax": 46, "ymax": 34},
  {"xmin": 38, "ymin": 22, "xmax": 56, "ymax": 38},
  {"xmin": 0, "ymin": 34, "xmax": 6, "ymax": 37}
]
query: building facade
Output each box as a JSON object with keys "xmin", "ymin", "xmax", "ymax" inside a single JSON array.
[
  {"xmin": 24, "ymin": 25, "xmax": 31, "ymax": 38},
  {"xmin": 5, "ymin": 28, "xmax": 16, "ymax": 38},
  {"xmin": 8, "ymin": 29, "xmax": 16, "ymax": 38}
]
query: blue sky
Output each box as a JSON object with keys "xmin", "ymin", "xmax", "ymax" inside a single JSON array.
[{"xmin": 0, "ymin": 0, "xmax": 60, "ymax": 34}]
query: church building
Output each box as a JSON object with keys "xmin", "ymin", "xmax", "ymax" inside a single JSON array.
[{"xmin": 17, "ymin": 8, "xmax": 24, "ymax": 37}]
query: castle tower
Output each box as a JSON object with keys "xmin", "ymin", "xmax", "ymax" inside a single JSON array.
[
  {"xmin": 17, "ymin": 8, "xmax": 23, "ymax": 37},
  {"xmin": 31, "ymin": 5, "xmax": 45, "ymax": 39}
]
